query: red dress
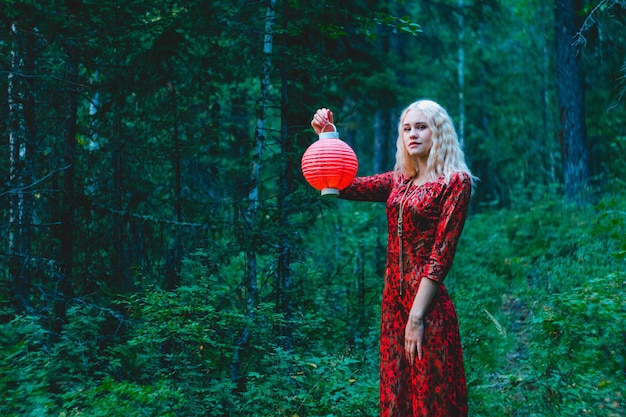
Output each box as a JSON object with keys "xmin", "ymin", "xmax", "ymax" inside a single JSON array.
[{"xmin": 340, "ymin": 171, "xmax": 471, "ymax": 417}]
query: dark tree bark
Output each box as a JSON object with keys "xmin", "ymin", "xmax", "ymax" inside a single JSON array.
[
  {"xmin": 231, "ymin": 0, "xmax": 275, "ymax": 387},
  {"xmin": 277, "ymin": 72, "xmax": 293, "ymax": 351},
  {"xmin": 555, "ymin": 0, "xmax": 589, "ymax": 204},
  {"xmin": 111, "ymin": 111, "xmax": 127, "ymax": 290},
  {"xmin": 165, "ymin": 80, "xmax": 183, "ymax": 290},
  {"xmin": 8, "ymin": 21, "xmax": 36, "ymax": 313},
  {"xmin": 373, "ymin": 110, "xmax": 392, "ymax": 173},
  {"xmin": 457, "ymin": 0, "xmax": 466, "ymax": 148},
  {"xmin": 57, "ymin": 16, "xmax": 80, "ymax": 322}
]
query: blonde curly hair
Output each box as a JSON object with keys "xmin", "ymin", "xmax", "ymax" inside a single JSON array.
[{"xmin": 394, "ymin": 99, "xmax": 474, "ymax": 184}]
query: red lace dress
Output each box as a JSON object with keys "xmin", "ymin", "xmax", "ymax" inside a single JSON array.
[{"xmin": 340, "ymin": 171, "xmax": 471, "ymax": 417}]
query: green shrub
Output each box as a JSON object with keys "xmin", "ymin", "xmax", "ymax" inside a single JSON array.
[
  {"xmin": 2, "ymin": 192, "xmax": 623, "ymax": 416},
  {"xmin": 452, "ymin": 193, "xmax": 625, "ymax": 416}
]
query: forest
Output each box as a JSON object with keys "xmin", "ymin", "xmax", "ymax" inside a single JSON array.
[{"xmin": 1, "ymin": 0, "xmax": 625, "ymax": 415}]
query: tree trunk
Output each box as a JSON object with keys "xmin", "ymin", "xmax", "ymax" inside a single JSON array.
[
  {"xmin": 555, "ymin": 0, "xmax": 589, "ymax": 204},
  {"xmin": 57, "ymin": 36, "xmax": 79, "ymax": 323},
  {"xmin": 373, "ymin": 110, "xmax": 391, "ymax": 173},
  {"xmin": 540, "ymin": 1, "xmax": 558, "ymax": 185},
  {"xmin": 165, "ymin": 80, "xmax": 183, "ymax": 290},
  {"xmin": 111, "ymin": 112, "xmax": 127, "ymax": 290},
  {"xmin": 457, "ymin": 0, "xmax": 465, "ymax": 148},
  {"xmin": 8, "ymin": 21, "xmax": 35, "ymax": 313},
  {"xmin": 231, "ymin": 0, "xmax": 276, "ymax": 386},
  {"xmin": 277, "ymin": 73, "xmax": 293, "ymax": 351}
]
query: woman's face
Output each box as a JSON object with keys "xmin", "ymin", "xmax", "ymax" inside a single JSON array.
[{"xmin": 402, "ymin": 109, "xmax": 433, "ymax": 159}]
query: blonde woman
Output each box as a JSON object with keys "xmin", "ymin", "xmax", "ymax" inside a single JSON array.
[{"xmin": 311, "ymin": 100, "xmax": 474, "ymax": 417}]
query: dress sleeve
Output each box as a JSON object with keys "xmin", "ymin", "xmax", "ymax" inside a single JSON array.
[
  {"xmin": 421, "ymin": 172, "xmax": 472, "ymax": 283},
  {"xmin": 339, "ymin": 172, "xmax": 396, "ymax": 202}
]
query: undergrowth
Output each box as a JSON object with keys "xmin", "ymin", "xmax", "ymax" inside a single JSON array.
[
  {"xmin": 452, "ymin": 193, "xmax": 625, "ymax": 416},
  {"xmin": 0, "ymin": 192, "xmax": 624, "ymax": 416}
]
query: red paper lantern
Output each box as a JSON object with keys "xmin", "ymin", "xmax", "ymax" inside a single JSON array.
[{"xmin": 301, "ymin": 124, "xmax": 358, "ymax": 196}]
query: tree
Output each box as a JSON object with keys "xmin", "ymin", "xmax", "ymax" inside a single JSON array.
[
  {"xmin": 7, "ymin": 20, "xmax": 35, "ymax": 313},
  {"xmin": 555, "ymin": 0, "xmax": 589, "ymax": 204},
  {"xmin": 55, "ymin": 0, "xmax": 81, "ymax": 324},
  {"xmin": 231, "ymin": 0, "xmax": 276, "ymax": 386},
  {"xmin": 573, "ymin": 0, "xmax": 626, "ymax": 188}
]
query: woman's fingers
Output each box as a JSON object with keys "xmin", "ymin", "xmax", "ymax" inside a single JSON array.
[
  {"xmin": 404, "ymin": 341, "xmax": 421, "ymax": 365},
  {"xmin": 405, "ymin": 342, "xmax": 415, "ymax": 365},
  {"xmin": 310, "ymin": 108, "xmax": 334, "ymax": 134},
  {"xmin": 404, "ymin": 319, "xmax": 424, "ymax": 365}
]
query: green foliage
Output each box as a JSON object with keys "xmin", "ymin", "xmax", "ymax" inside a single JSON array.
[
  {"xmin": 0, "ymin": 313, "xmax": 51, "ymax": 416},
  {"xmin": 2, "ymin": 0, "xmax": 626, "ymax": 416},
  {"xmin": 526, "ymin": 275, "xmax": 624, "ymax": 416},
  {"xmin": 2, "ymin": 189, "xmax": 625, "ymax": 415},
  {"xmin": 237, "ymin": 347, "xmax": 378, "ymax": 417},
  {"xmin": 451, "ymin": 191, "xmax": 626, "ymax": 416},
  {"xmin": 0, "ymin": 287, "xmax": 378, "ymax": 416}
]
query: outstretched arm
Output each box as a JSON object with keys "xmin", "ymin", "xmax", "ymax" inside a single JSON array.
[{"xmin": 339, "ymin": 173, "xmax": 395, "ymax": 202}]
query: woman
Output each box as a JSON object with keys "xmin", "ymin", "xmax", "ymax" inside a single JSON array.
[{"xmin": 311, "ymin": 100, "xmax": 473, "ymax": 417}]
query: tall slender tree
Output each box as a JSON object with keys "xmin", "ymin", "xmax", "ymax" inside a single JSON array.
[
  {"xmin": 555, "ymin": 0, "xmax": 589, "ymax": 203},
  {"xmin": 231, "ymin": 0, "xmax": 276, "ymax": 385},
  {"xmin": 277, "ymin": 66, "xmax": 294, "ymax": 350},
  {"xmin": 457, "ymin": 0, "xmax": 466, "ymax": 147},
  {"xmin": 7, "ymin": 20, "xmax": 35, "ymax": 313},
  {"xmin": 56, "ymin": 0, "xmax": 81, "ymax": 324}
]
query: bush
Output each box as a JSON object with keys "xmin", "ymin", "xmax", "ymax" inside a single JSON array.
[
  {"xmin": 451, "ymin": 193, "xmax": 626, "ymax": 416},
  {"xmin": 1, "ymin": 192, "xmax": 623, "ymax": 416}
]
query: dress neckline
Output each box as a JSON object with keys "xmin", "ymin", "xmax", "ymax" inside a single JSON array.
[{"xmin": 403, "ymin": 177, "xmax": 432, "ymax": 189}]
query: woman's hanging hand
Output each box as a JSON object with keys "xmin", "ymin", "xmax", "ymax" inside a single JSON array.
[
  {"xmin": 404, "ymin": 277, "xmax": 439, "ymax": 365},
  {"xmin": 310, "ymin": 108, "xmax": 334, "ymax": 135},
  {"xmin": 404, "ymin": 316, "xmax": 424, "ymax": 365}
]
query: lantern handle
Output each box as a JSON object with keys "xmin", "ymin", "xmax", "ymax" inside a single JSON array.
[{"xmin": 320, "ymin": 122, "xmax": 337, "ymax": 133}]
